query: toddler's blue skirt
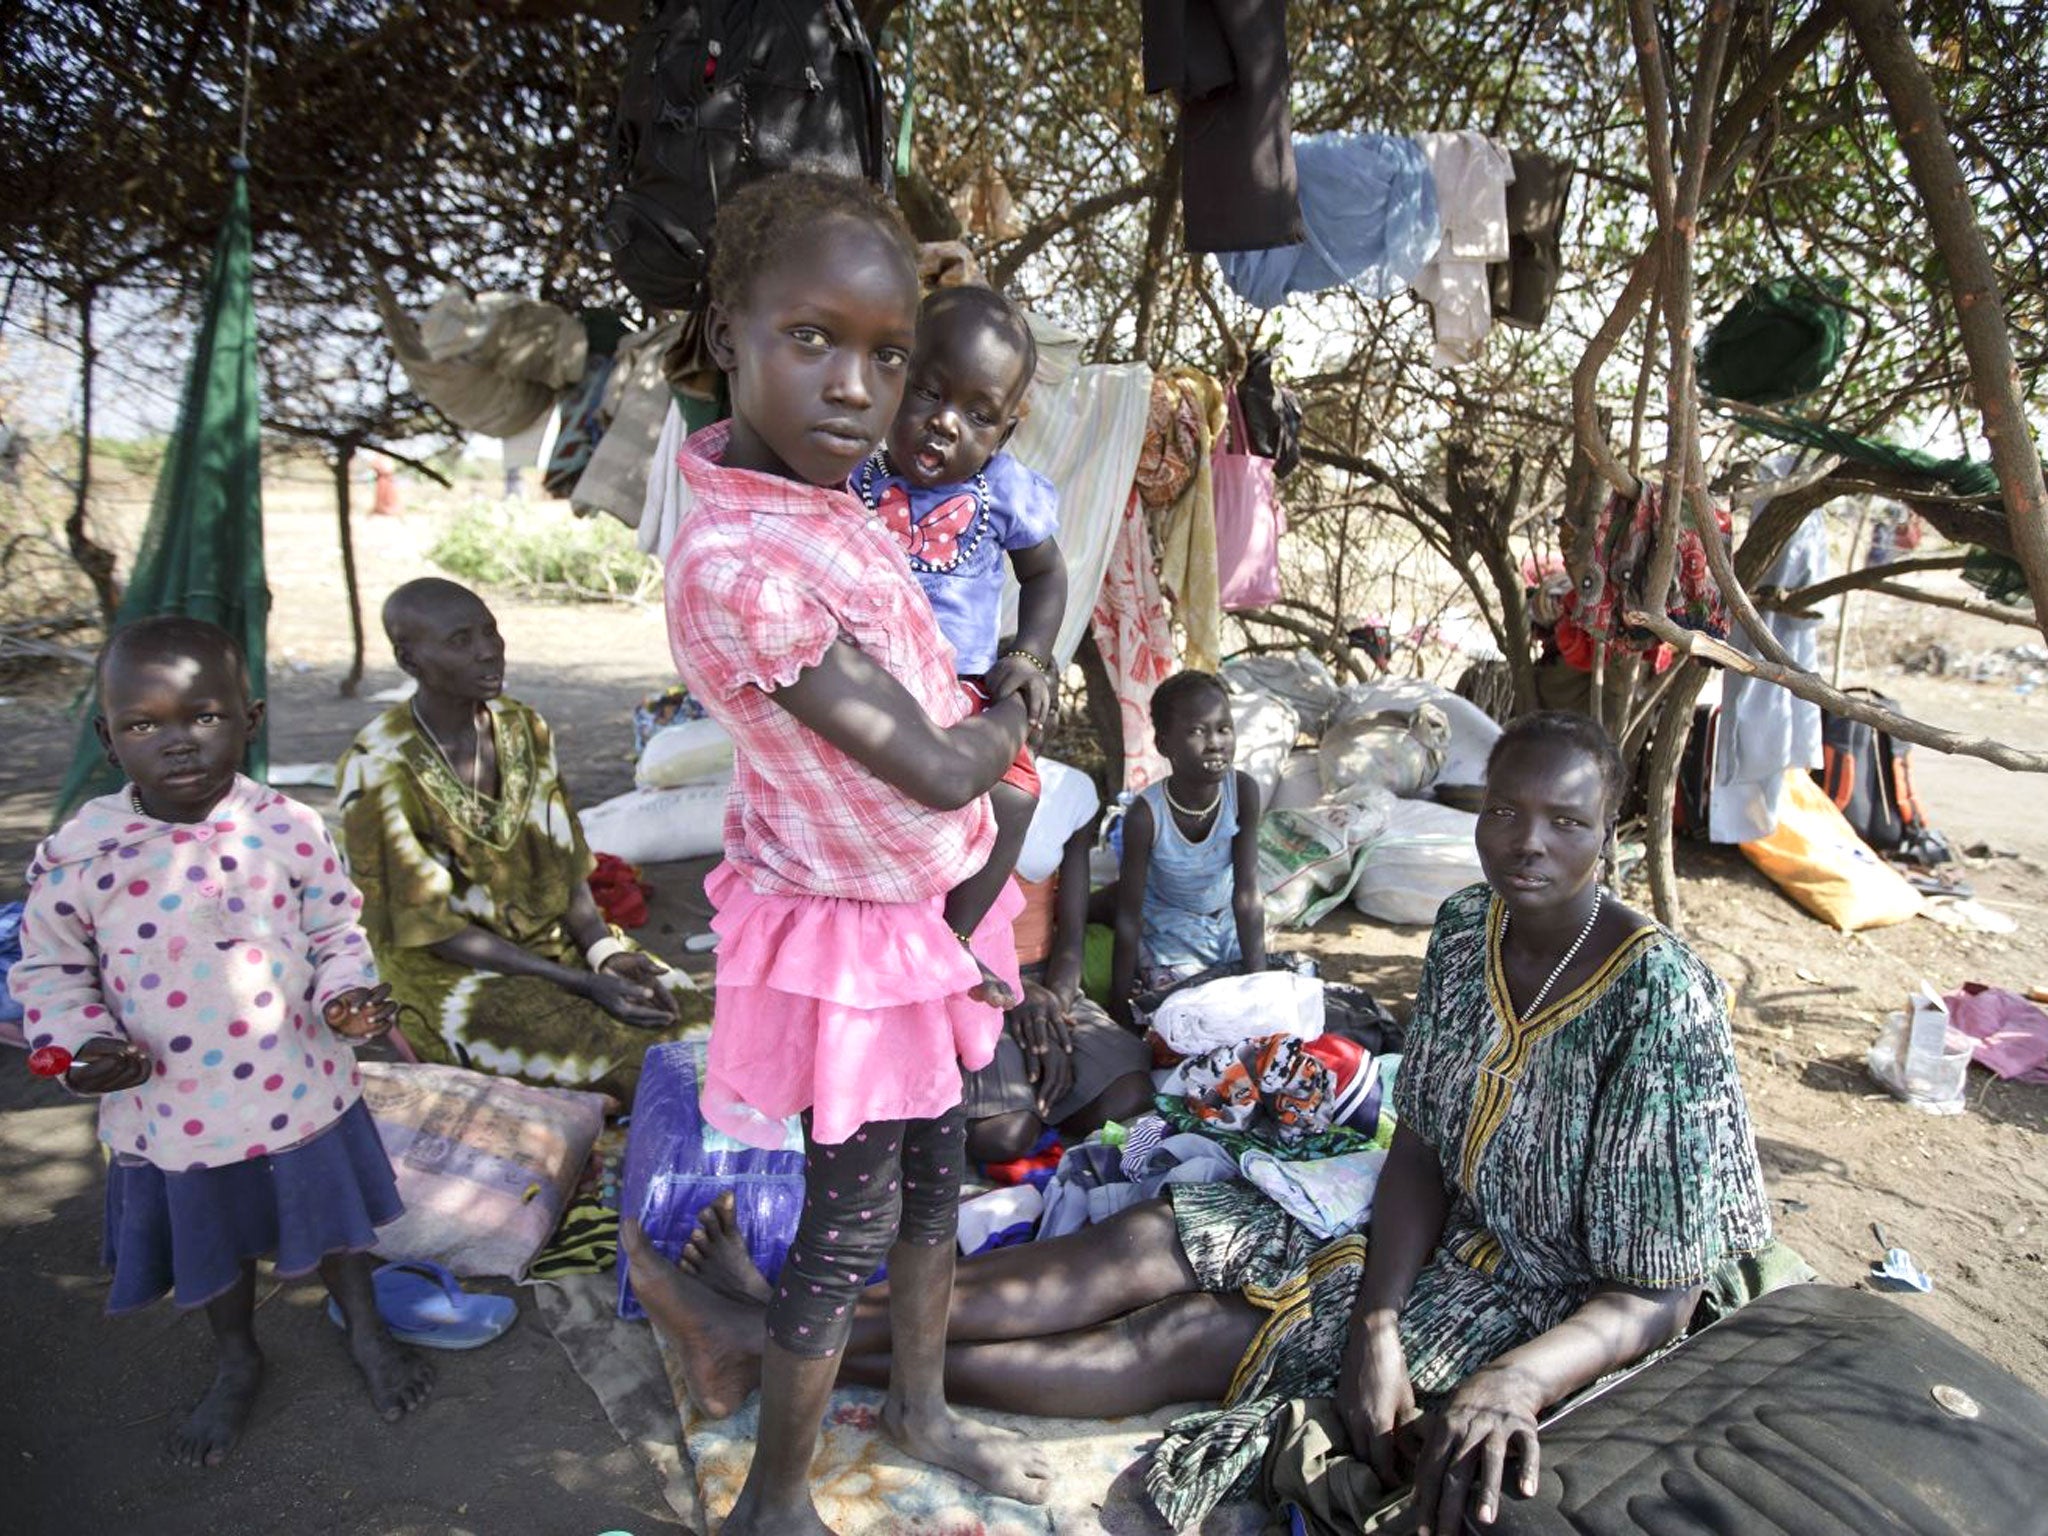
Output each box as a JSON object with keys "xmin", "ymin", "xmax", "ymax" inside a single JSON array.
[{"xmin": 103, "ymin": 1099, "xmax": 402, "ymax": 1314}]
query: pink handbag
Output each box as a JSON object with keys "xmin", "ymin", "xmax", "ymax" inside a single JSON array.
[{"xmin": 1213, "ymin": 387, "xmax": 1284, "ymax": 611}]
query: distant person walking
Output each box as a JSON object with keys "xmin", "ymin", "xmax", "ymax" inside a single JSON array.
[{"xmin": 370, "ymin": 454, "xmax": 404, "ymax": 518}]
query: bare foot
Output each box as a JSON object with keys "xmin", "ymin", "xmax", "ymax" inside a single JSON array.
[
  {"xmin": 679, "ymin": 1192, "xmax": 772, "ymax": 1304},
  {"xmin": 882, "ymin": 1398, "xmax": 1053, "ymax": 1505},
  {"xmin": 721, "ymin": 1487, "xmax": 838, "ymax": 1536},
  {"xmin": 167, "ymin": 1343, "xmax": 264, "ymax": 1467},
  {"xmin": 346, "ymin": 1321, "xmax": 434, "ymax": 1422},
  {"xmin": 965, "ymin": 949, "xmax": 1017, "ymax": 1011},
  {"xmin": 623, "ymin": 1218, "xmax": 765, "ymax": 1419}
]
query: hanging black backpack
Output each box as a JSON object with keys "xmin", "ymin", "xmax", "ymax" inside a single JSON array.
[
  {"xmin": 1237, "ymin": 347, "xmax": 1303, "ymax": 478},
  {"xmin": 1674, "ymin": 702, "xmax": 1719, "ymax": 840},
  {"xmin": 598, "ymin": 0, "xmax": 893, "ymax": 313},
  {"xmin": 1816, "ymin": 688, "xmax": 1951, "ymax": 865}
]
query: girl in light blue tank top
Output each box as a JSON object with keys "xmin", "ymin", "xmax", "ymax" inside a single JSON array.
[
  {"xmin": 1137, "ymin": 771, "xmax": 1241, "ymax": 973},
  {"xmin": 1111, "ymin": 673, "xmax": 1267, "ymax": 1017}
]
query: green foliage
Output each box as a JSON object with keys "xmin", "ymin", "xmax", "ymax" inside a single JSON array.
[{"xmin": 427, "ymin": 502, "xmax": 658, "ymax": 604}]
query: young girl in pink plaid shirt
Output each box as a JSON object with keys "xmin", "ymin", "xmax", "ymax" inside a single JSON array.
[{"xmin": 632, "ymin": 172, "xmax": 1051, "ymax": 1528}]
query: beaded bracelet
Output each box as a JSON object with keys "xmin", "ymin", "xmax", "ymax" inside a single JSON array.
[{"xmin": 998, "ymin": 647, "xmax": 1056, "ymax": 679}]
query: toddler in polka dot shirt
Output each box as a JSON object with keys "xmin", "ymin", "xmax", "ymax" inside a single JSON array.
[{"xmin": 9, "ymin": 616, "xmax": 433, "ymax": 1466}]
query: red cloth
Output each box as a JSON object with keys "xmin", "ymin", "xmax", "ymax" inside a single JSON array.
[
  {"xmin": 588, "ymin": 852, "xmax": 650, "ymax": 929},
  {"xmin": 984, "ymin": 1137, "xmax": 1064, "ymax": 1187},
  {"xmin": 959, "ymin": 677, "xmax": 1042, "ymax": 796}
]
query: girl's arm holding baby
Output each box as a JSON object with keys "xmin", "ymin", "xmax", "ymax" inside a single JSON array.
[{"xmin": 773, "ymin": 638, "xmax": 1029, "ymax": 808}]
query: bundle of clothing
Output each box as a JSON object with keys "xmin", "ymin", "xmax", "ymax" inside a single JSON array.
[
  {"xmin": 1172, "ymin": 1031, "xmax": 1383, "ymax": 1146},
  {"xmin": 1211, "ymin": 127, "xmax": 1574, "ymax": 370}
]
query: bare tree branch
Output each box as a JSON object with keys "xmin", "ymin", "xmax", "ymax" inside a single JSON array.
[
  {"xmin": 1839, "ymin": 0, "xmax": 2048, "ymax": 636},
  {"xmin": 1624, "ymin": 606, "xmax": 2048, "ymax": 771}
]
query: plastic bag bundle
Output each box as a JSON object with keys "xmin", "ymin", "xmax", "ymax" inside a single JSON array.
[
  {"xmin": 636, "ymin": 718, "xmax": 734, "ymax": 789},
  {"xmin": 579, "ymin": 782, "xmax": 728, "ymax": 865},
  {"xmin": 618, "ymin": 1041, "xmax": 806, "ymax": 1319},
  {"xmin": 1223, "ymin": 651, "xmax": 1344, "ymax": 738},
  {"xmin": 1258, "ymin": 787, "xmax": 1395, "ymax": 928},
  {"xmin": 1268, "ymin": 749, "xmax": 1326, "ymax": 812},
  {"xmin": 1740, "ymin": 771, "xmax": 1922, "ymax": 933},
  {"xmin": 1330, "ymin": 679, "xmax": 1500, "ymax": 787},
  {"xmin": 1230, "ymin": 689, "xmax": 1300, "ymax": 805},
  {"xmin": 1351, "ymin": 799, "xmax": 1484, "ymax": 926},
  {"xmin": 1318, "ymin": 703, "xmax": 1450, "ymax": 799}
]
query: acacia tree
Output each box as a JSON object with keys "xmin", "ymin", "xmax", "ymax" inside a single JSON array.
[{"xmin": 8, "ymin": 0, "xmax": 2046, "ymax": 923}]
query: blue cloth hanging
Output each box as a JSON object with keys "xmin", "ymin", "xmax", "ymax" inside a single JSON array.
[{"xmin": 1216, "ymin": 132, "xmax": 1440, "ymax": 310}]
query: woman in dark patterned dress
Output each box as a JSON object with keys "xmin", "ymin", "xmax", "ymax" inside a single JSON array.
[{"xmin": 626, "ymin": 712, "xmax": 1772, "ymax": 1532}]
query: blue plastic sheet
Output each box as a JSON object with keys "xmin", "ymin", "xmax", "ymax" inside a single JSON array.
[{"xmin": 616, "ymin": 1039, "xmax": 806, "ymax": 1320}]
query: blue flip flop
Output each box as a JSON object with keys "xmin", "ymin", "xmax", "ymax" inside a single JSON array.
[{"xmin": 326, "ymin": 1259, "xmax": 517, "ymax": 1350}]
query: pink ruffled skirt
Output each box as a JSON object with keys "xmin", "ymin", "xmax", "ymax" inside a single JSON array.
[{"xmin": 701, "ymin": 861, "xmax": 1023, "ymax": 1148}]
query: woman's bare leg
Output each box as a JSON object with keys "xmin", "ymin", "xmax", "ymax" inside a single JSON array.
[
  {"xmin": 639, "ymin": 1196, "xmax": 1209, "ymax": 1414},
  {"xmin": 841, "ymin": 1290, "xmax": 1259, "ymax": 1418},
  {"xmin": 632, "ymin": 1211, "xmax": 1255, "ymax": 1422},
  {"xmin": 679, "ymin": 1193, "xmax": 1200, "ymax": 1349},
  {"xmin": 856, "ymin": 1196, "xmax": 1202, "ymax": 1348}
]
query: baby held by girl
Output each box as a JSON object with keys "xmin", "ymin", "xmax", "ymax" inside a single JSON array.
[
  {"xmin": 11, "ymin": 617, "xmax": 429, "ymax": 1467},
  {"xmin": 857, "ymin": 284, "xmax": 1066, "ymax": 1005}
]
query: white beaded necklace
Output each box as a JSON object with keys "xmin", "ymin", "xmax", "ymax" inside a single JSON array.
[
  {"xmin": 1163, "ymin": 779, "xmax": 1223, "ymax": 819},
  {"xmin": 1501, "ymin": 886, "xmax": 1603, "ymax": 1018}
]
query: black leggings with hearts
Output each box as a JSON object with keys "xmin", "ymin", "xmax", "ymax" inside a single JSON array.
[{"xmin": 766, "ymin": 1104, "xmax": 967, "ymax": 1356}]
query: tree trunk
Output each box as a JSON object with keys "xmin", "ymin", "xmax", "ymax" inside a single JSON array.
[
  {"xmin": 65, "ymin": 286, "xmax": 121, "ymax": 628},
  {"xmin": 1839, "ymin": 0, "xmax": 2048, "ymax": 638},
  {"xmin": 334, "ymin": 442, "xmax": 366, "ymax": 698},
  {"xmin": 1075, "ymin": 629, "xmax": 1125, "ymax": 796},
  {"xmin": 1446, "ymin": 440, "xmax": 1536, "ymax": 714},
  {"xmin": 1640, "ymin": 662, "xmax": 1710, "ymax": 929}
]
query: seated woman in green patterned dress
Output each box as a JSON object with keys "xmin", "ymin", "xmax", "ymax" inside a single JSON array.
[
  {"xmin": 337, "ymin": 579, "xmax": 705, "ymax": 1104},
  {"xmin": 624, "ymin": 710, "xmax": 1775, "ymax": 1533}
]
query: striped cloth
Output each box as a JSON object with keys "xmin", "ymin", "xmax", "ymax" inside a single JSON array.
[{"xmin": 1002, "ymin": 355, "xmax": 1154, "ymax": 667}]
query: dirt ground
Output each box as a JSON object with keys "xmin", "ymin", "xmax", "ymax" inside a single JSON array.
[{"xmin": 3, "ymin": 484, "xmax": 2045, "ymax": 1534}]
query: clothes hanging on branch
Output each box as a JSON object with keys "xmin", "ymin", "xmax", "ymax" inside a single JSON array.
[
  {"xmin": 1236, "ymin": 348, "xmax": 1303, "ymax": 477},
  {"xmin": 373, "ymin": 278, "xmax": 584, "ymax": 438},
  {"xmin": 1216, "ymin": 132, "xmax": 1438, "ymax": 309},
  {"xmin": 1410, "ymin": 130, "xmax": 1516, "ymax": 369},
  {"xmin": 1145, "ymin": 370, "xmax": 1227, "ymax": 672},
  {"xmin": 571, "ymin": 319, "xmax": 685, "ymax": 527},
  {"xmin": 1709, "ymin": 500, "xmax": 1828, "ymax": 844},
  {"xmin": 1091, "ymin": 490, "xmax": 1176, "ymax": 791},
  {"xmin": 541, "ymin": 353, "xmax": 616, "ymax": 499},
  {"xmin": 1698, "ymin": 277, "xmax": 1852, "ymax": 405},
  {"xmin": 1567, "ymin": 482, "xmax": 1733, "ymax": 658},
  {"xmin": 1003, "ymin": 318, "xmax": 1154, "ymax": 667},
  {"xmin": 1489, "ymin": 148, "xmax": 1573, "ymax": 331},
  {"xmin": 1142, "ymin": 0, "xmax": 1305, "ymax": 253},
  {"xmin": 56, "ymin": 165, "xmax": 271, "ymax": 822},
  {"xmin": 1213, "ymin": 387, "xmax": 1285, "ymax": 611}
]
